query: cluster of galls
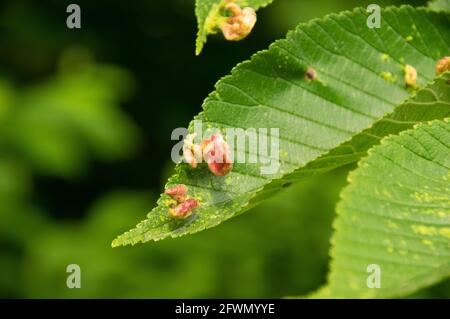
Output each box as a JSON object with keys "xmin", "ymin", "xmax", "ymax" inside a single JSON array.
[
  {"xmin": 165, "ymin": 184, "xmax": 198, "ymax": 219},
  {"xmin": 183, "ymin": 131, "xmax": 233, "ymax": 177},
  {"xmin": 164, "ymin": 132, "xmax": 233, "ymax": 219},
  {"xmin": 404, "ymin": 56, "xmax": 450, "ymax": 88}
]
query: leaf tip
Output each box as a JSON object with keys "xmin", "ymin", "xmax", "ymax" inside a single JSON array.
[
  {"xmin": 111, "ymin": 238, "xmax": 121, "ymax": 248},
  {"xmin": 195, "ymin": 38, "xmax": 205, "ymax": 56}
]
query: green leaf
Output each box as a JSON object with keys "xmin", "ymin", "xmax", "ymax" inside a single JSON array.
[
  {"xmin": 313, "ymin": 119, "xmax": 450, "ymax": 298},
  {"xmin": 113, "ymin": 6, "xmax": 450, "ymax": 247},
  {"xmin": 195, "ymin": 0, "xmax": 274, "ymax": 55},
  {"xmin": 429, "ymin": 0, "xmax": 450, "ymax": 12}
]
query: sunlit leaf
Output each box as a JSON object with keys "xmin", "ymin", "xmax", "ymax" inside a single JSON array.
[
  {"xmin": 313, "ymin": 119, "xmax": 450, "ymax": 298},
  {"xmin": 114, "ymin": 6, "xmax": 450, "ymax": 247},
  {"xmin": 429, "ymin": 0, "xmax": 450, "ymax": 12}
]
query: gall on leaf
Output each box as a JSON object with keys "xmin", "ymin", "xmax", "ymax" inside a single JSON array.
[
  {"xmin": 183, "ymin": 133, "xmax": 203, "ymax": 168},
  {"xmin": 220, "ymin": 1, "xmax": 257, "ymax": 41},
  {"xmin": 202, "ymin": 132, "xmax": 233, "ymax": 176},
  {"xmin": 168, "ymin": 199, "xmax": 199, "ymax": 219},
  {"xmin": 305, "ymin": 67, "xmax": 317, "ymax": 81},
  {"xmin": 165, "ymin": 184, "xmax": 188, "ymax": 202},
  {"xmin": 404, "ymin": 64, "xmax": 418, "ymax": 88},
  {"xmin": 436, "ymin": 56, "xmax": 450, "ymax": 75}
]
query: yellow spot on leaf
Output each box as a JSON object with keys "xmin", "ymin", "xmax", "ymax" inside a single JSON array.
[
  {"xmin": 387, "ymin": 220, "xmax": 398, "ymax": 229},
  {"xmin": 411, "ymin": 224, "xmax": 437, "ymax": 236},
  {"xmin": 421, "ymin": 239, "xmax": 435, "ymax": 249},
  {"xmin": 436, "ymin": 211, "xmax": 446, "ymax": 218},
  {"xmin": 380, "ymin": 53, "xmax": 390, "ymax": 62},
  {"xmin": 379, "ymin": 71, "xmax": 397, "ymax": 83},
  {"xmin": 438, "ymin": 228, "xmax": 450, "ymax": 239},
  {"xmin": 382, "ymin": 190, "xmax": 392, "ymax": 198},
  {"xmin": 413, "ymin": 191, "xmax": 446, "ymax": 203}
]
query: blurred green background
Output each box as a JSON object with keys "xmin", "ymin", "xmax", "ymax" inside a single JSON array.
[{"xmin": 1, "ymin": 0, "xmax": 448, "ymax": 298}]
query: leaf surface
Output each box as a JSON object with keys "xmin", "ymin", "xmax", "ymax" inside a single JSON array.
[
  {"xmin": 313, "ymin": 119, "xmax": 450, "ymax": 298},
  {"xmin": 113, "ymin": 6, "xmax": 450, "ymax": 247},
  {"xmin": 429, "ymin": 0, "xmax": 450, "ymax": 12}
]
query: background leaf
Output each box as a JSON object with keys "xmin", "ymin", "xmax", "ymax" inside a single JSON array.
[
  {"xmin": 429, "ymin": 0, "xmax": 450, "ymax": 11},
  {"xmin": 0, "ymin": 54, "xmax": 140, "ymax": 177},
  {"xmin": 114, "ymin": 6, "xmax": 450, "ymax": 247},
  {"xmin": 313, "ymin": 119, "xmax": 450, "ymax": 298},
  {"xmin": 195, "ymin": 0, "xmax": 274, "ymax": 55}
]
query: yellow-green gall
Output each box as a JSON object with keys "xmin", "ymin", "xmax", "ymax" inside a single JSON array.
[{"xmin": 404, "ymin": 64, "xmax": 417, "ymax": 88}]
